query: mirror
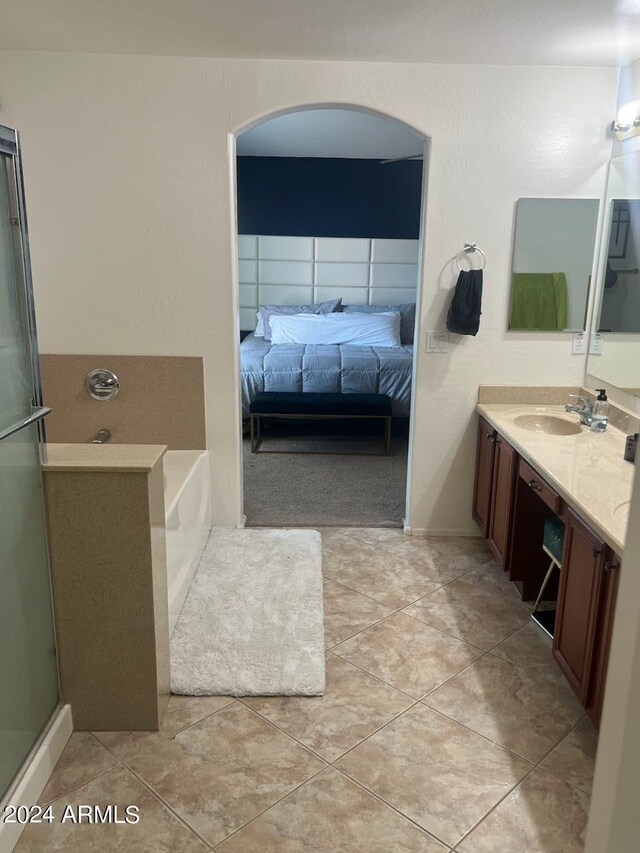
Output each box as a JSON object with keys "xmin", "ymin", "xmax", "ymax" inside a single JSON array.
[
  {"xmin": 508, "ymin": 198, "xmax": 599, "ymax": 332},
  {"xmin": 588, "ymin": 150, "xmax": 640, "ymax": 400},
  {"xmin": 597, "ymin": 200, "xmax": 640, "ymax": 333}
]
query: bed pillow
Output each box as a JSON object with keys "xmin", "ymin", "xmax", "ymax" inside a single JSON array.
[
  {"xmin": 269, "ymin": 311, "xmax": 401, "ymax": 347},
  {"xmin": 342, "ymin": 303, "xmax": 416, "ymax": 345},
  {"xmin": 257, "ymin": 299, "xmax": 342, "ymax": 340}
]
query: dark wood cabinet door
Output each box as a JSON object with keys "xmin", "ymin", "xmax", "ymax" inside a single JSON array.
[
  {"xmin": 587, "ymin": 553, "xmax": 621, "ymax": 727},
  {"xmin": 553, "ymin": 509, "xmax": 607, "ymax": 703},
  {"xmin": 472, "ymin": 416, "xmax": 496, "ymax": 537},
  {"xmin": 487, "ymin": 435, "xmax": 517, "ymax": 566}
]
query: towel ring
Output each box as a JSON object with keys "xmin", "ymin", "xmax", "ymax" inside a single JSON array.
[{"xmin": 455, "ymin": 243, "xmax": 486, "ymax": 271}]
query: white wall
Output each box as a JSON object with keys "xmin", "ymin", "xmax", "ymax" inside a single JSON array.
[{"xmin": 0, "ymin": 52, "xmax": 617, "ymax": 529}]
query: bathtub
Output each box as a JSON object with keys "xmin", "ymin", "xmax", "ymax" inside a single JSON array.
[{"xmin": 163, "ymin": 450, "xmax": 212, "ymax": 635}]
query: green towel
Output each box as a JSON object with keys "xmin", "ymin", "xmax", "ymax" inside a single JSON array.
[{"xmin": 510, "ymin": 272, "xmax": 568, "ymax": 330}]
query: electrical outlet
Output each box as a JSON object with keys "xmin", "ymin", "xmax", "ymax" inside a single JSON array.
[
  {"xmin": 426, "ymin": 331, "xmax": 449, "ymax": 353},
  {"xmin": 589, "ymin": 332, "xmax": 604, "ymax": 355},
  {"xmin": 571, "ymin": 332, "xmax": 586, "ymax": 355}
]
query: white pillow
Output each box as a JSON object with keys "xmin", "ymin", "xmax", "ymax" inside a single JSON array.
[{"xmin": 269, "ymin": 312, "xmax": 402, "ymax": 347}]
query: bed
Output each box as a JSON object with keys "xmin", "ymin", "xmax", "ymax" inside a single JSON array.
[
  {"xmin": 237, "ymin": 236, "xmax": 420, "ymax": 419},
  {"xmin": 240, "ymin": 332, "xmax": 414, "ymax": 418}
]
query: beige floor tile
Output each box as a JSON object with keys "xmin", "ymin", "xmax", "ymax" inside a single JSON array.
[
  {"xmin": 217, "ymin": 767, "xmax": 447, "ymax": 852},
  {"xmin": 323, "ymin": 578, "xmax": 393, "ymax": 648},
  {"xmin": 321, "ymin": 531, "xmax": 379, "ymax": 574},
  {"xmin": 540, "ymin": 717, "xmax": 598, "ymax": 795},
  {"xmin": 94, "ymin": 694, "xmax": 234, "ymax": 759},
  {"xmin": 332, "ymin": 550, "xmax": 453, "ymax": 609},
  {"xmin": 492, "ymin": 622, "xmax": 566, "ymax": 682},
  {"xmin": 336, "ymin": 704, "xmax": 531, "ymax": 848},
  {"xmin": 388, "ymin": 536, "xmax": 492, "ymax": 578},
  {"xmin": 459, "ymin": 560, "xmax": 528, "ymax": 604},
  {"xmin": 343, "ymin": 527, "xmax": 409, "ymax": 548},
  {"xmin": 333, "ymin": 612, "xmax": 482, "ymax": 699},
  {"xmin": 425, "ymin": 654, "xmax": 584, "ymax": 763},
  {"xmin": 457, "ymin": 768, "xmax": 589, "ymax": 853},
  {"xmin": 127, "ymin": 701, "xmax": 324, "ymax": 847},
  {"xmin": 38, "ymin": 732, "xmax": 120, "ymax": 806},
  {"xmin": 404, "ymin": 579, "xmax": 530, "ymax": 650},
  {"xmin": 15, "ymin": 765, "xmax": 207, "ymax": 852},
  {"xmin": 244, "ymin": 653, "xmax": 413, "ymax": 761}
]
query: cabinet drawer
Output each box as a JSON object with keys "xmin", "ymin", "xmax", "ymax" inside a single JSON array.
[{"xmin": 518, "ymin": 459, "xmax": 562, "ymax": 514}]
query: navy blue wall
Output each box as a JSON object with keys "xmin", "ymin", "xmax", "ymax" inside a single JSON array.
[{"xmin": 236, "ymin": 156, "xmax": 423, "ymax": 239}]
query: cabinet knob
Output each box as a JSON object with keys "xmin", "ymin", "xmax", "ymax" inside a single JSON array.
[{"xmin": 487, "ymin": 433, "xmax": 496, "ymax": 442}]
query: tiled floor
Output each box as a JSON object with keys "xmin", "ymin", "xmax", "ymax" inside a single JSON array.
[{"xmin": 16, "ymin": 530, "xmax": 596, "ymax": 852}]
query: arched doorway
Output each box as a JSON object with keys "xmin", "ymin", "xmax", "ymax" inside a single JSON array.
[{"xmin": 231, "ymin": 105, "xmax": 429, "ymax": 529}]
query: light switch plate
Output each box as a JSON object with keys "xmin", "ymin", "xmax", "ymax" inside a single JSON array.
[{"xmin": 426, "ymin": 331, "xmax": 449, "ymax": 353}]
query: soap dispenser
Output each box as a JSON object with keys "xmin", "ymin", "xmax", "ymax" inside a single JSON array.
[{"xmin": 591, "ymin": 389, "xmax": 609, "ymax": 432}]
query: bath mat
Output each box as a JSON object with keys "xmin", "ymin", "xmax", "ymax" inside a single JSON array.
[{"xmin": 170, "ymin": 528, "xmax": 325, "ymax": 696}]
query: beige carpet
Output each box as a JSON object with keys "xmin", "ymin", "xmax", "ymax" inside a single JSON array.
[
  {"xmin": 243, "ymin": 435, "xmax": 408, "ymax": 528},
  {"xmin": 170, "ymin": 528, "xmax": 325, "ymax": 696}
]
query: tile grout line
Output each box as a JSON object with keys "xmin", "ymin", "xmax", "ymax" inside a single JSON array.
[
  {"xmin": 236, "ymin": 699, "xmax": 332, "ymax": 765},
  {"xmin": 37, "ymin": 760, "xmax": 124, "ymax": 811},
  {"xmin": 329, "ymin": 763, "xmax": 451, "ymax": 850},
  {"xmin": 211, "ymin": 763, "xmax": 330, "ymax": 849},
  {"xmin": 123, "ymin": 760, "xmax": 220, "ymax": 849},
  {"xmin": 330, "ymin": 599, "xmax": 491, "ymax": 659},
  {"xmin": 325, "ymin": 648, "xmax": 423, "ymax": 701},
  {"xmin": 93, "ymin": 698, "xmax": 238, "ymax": 764},
  {"xmin": 431, "ymin": 689, "xmax": 594, "ymax": 848}
]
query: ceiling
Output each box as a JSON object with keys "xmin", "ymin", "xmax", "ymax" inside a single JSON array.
[
  {"xmin": 1, "ymin": 0, "xmax": 639, "ymax": 67},
  {"xmin": 237, "ymin": 110, "xmax": 424, "ymax": 159}
]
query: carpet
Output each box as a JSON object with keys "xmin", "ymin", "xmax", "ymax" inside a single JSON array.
[
  {"xmin": 243, "ymin": 434, "xmax": 408, "ymax": 528},
  {"xmin": 170, "ymin": 528, "xmax": 325, "ymax": 696}
]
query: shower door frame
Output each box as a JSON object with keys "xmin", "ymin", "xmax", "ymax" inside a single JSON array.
[{"xmin": 0, "ymin": 124, "xmax": 70, "ymax": 852}]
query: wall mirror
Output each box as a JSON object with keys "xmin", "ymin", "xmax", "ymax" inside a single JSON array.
[
  {"xmin": 587, "ymin": 150, "xmax": 640, "ymax": 400},
  {"xmin": 508, "ymin": 198, "xmax": 600, "ymax": 332}
]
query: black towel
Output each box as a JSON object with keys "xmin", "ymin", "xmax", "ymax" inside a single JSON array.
[{"xmin": 446, "ymin": 269, "xmax": 483, "ymax": 336}]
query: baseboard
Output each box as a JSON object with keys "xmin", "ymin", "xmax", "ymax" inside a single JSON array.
[
  {"xmin": 0, "ymin": 704, "xmax": 73, "ymax": 853},
  {"xmin": 403, "ymin": 522, "xmax": 483, "ymax": 538}
]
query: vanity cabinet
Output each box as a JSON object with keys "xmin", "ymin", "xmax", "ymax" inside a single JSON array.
[
  {"xmin": 553, "ymin": 510, "xmax": 607, "ymax": 704},
  {"xmin": 587, "ymin": 553, "xmax": 621, "ymax": 725},
  {"xmin": 487, "ymin": 435, "xmax": 518, "ymax": 565},
  {"xmin": 472, "ymin": 416, "xmax": 496, "ymax": 536},
  {"xmin": 553, "ymin": 510, "xmax": 621, "ymax": 725},
  {"xmin": 472, "ymin": 417, "xmax": 517, "ymax": 566},
  {"xmin": 473, "ymin": 415, "xmax": 621, "ymax": 726}
]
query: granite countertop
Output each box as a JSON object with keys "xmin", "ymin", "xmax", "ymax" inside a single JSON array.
[
  {"xmin": 42, "ymin": 443, "xmax": 167, "ymax": 473},
  {"xmin": 477, "ymin": 403, "xmax": 633, "ymax": 555}
]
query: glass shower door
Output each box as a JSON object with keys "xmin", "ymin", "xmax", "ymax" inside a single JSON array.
[{"xmin": 0, "ymin": 126, "xmax": 60, "ymax": 800}]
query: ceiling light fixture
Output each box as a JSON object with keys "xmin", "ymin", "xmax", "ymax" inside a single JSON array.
[{"xmin": 611, "ymin": 100, "xmax": 640, "ymax": 140}]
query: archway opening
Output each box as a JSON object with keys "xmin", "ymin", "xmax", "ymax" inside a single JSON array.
[{"xmin": 233, "ymin": 105, "xmax": 429, "ymax": 529}]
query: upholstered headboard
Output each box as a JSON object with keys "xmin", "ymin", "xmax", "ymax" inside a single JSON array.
[{"xmin": 237, "ymin": 235, "xmax": 419, "ymax": 331}]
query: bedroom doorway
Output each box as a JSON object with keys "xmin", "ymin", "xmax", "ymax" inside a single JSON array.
[{"xmin": 233, "ymin": 106, "xmax": 428, "ymax": 528}]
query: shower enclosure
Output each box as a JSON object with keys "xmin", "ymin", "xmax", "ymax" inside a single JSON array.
[{"xmin": 0, "ymin": 124, "xmax": 60, "ymax": 802}]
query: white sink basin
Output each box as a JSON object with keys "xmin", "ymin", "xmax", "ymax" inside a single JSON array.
[
  {"xmin": 512, "ymin": 414, "xmax": 583, "ymax": 436},
  {"xmin": 614, "ymin": 501, "xmax": 630, "ymax": 520}
]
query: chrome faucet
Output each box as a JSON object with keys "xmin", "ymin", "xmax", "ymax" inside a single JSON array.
[
  {"xmin": 92, "ymin": 429, "xmax": 112, "ymax": 444},
  {"xmin": 565, "ymin": 395, "xmax": 593, "ymax": 426}
]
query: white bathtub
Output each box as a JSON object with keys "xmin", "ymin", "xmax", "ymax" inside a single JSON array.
[{"xmin": 163, "ymin": 450, "xmax": 212, "ymax": 635}]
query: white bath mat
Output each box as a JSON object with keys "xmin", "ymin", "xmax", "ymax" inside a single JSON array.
[{"xmin": 170, "ymin": 528, "xmax": 325, "ymax": 696}]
